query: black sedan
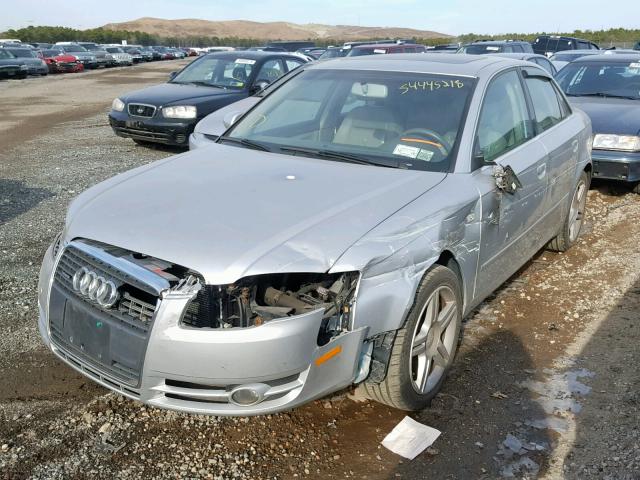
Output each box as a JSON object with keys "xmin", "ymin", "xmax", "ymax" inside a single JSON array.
[
  {"xmin": 0, "ymin": 49, "xmax": 28, "ymax": 79},
  {"xmin": 108, "ymin": 51, "xmax": 308, "ymax": 147},
  {"xmin": 1, "ymin": 47, "xmax": 48, "ymax": 75},
  {"xmin": 556, "ymin": 54, "xmax": 640, "ymax": 192}
]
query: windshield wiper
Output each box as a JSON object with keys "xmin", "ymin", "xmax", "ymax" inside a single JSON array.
[
  {"xmin": 217, "ymin": 136, "xmax": 271, "ymax": 152},
  {"xmin": 567, "ymin": 92, "xmax": 639, "ymax": 100},
  {"xmin": 278, "ymin": 146, "xmax": 399, "ymax": 168}
]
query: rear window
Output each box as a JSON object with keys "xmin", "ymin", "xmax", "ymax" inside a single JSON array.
[{"xmin": 461, "ymin": 44, "xmax": 503, "ymax": 54}]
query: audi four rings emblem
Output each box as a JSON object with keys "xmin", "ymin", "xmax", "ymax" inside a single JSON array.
[{"xmin": 72, "ymin": 267, "xmax": 119, "ymax": 308}]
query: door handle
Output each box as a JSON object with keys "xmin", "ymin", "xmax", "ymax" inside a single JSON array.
[{"xmin": 537, "ymin": 164, "xmax": 547, "ymax": 179}]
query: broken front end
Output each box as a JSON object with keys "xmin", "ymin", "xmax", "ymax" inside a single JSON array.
[{"xmin": 38, "ymin": 238, "xmax": 368, "ymax": 415}]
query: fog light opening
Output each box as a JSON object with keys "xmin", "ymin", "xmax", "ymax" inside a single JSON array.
[{"xmin": 230, "ymin": 384, "xmax": 269, "ymax": 406}]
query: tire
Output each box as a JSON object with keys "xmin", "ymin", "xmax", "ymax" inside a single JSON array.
[
  {"xmin": 547, "ymin": 171, "xmax": 590, "ymax": 252},
  {"xmin": 361, "ymin": 265, "xmax": 463, "ymax": 411},
  {"xmin": 632, "ymin": 182, "xmax": 640, "ymax": 194}
]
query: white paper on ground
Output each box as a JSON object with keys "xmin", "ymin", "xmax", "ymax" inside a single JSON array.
[{"xmin": 381, "ymin": 416, "xmax": 441, "ymax": 460}]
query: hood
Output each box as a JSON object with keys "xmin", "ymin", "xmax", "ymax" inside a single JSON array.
[
  {"xmin": 17, "ymin": 57, "xmax": 43, "ymax": 66},
  {"xmin": 123, "ymin": 83, "xmax": 245, "ymax": 108},
  {"xmin": 65, "ymin": 145, "xmax": 446, "ymax": 284},
  {"xmin": 569, "ymin": 96, "xmax": 640, "ymax": 136},
  {"xmin": 0, "ymin": 59, "xmax": 25, "ymax": 66}
]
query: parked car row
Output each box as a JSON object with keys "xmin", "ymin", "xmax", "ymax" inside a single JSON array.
[{"xmin": 0, "ymin": 40, "xmax": 192, "ymax": 80}]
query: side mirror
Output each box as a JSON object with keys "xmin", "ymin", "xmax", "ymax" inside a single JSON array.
[
  {"xmin": 250, "ymin": 80, "xmax": 270, "ymax": 95},
  {"xmin": 223, "ymin": 111, "xmax": 244, "ymax": 128},
  {"xmin": 493, "ymin": 164, "xmax": 522, "ymax": 195},
  {"xmin": 168, "ymin": 71, "xmax": 177, "ymax": 81}
]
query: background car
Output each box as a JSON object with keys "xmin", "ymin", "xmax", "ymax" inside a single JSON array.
[
  {"xmin": 103, "ymin": 46, "xmax": 133, "ymax": 66},
  {"xmin": 556, "ymin": 54, "xmax": 640, "ymax": 192},
  {"xmin": 532, "ymin": 35, "xmax": 599, "ymax": 57},
  {"xmin": 121, "ymin": 46, "xmax": 144, "ymax": 63},
  {"xmin": 0, "ymin": 46, "xmax": 48, "ymax": 75},
  {"xmin": 0, "ymin": 49, "xmax": 28, "ymax": 79},
  {"xmin": 53, "ymin": 44, "xmax": 98, "ymax": 69},
  {"xmin": 41, "ymin": 49, "xmax": 83, "ymax": 73},
  {"xmin": 108, "ymin": 51, "xmax": 309, "ymax": 147},
  {"xmin": 77, "ymin": 42, "xmax": 114, "ymax": 68},
  {"xmin": 494, "ymin": 52, "xmax": 557, "ymax": 75},
  {"xmin": 458, "ymin": 40, "xmax": 534, "ymax": 54}
]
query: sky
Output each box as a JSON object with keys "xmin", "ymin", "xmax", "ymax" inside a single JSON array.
[{"xmin": 2, "ymin": 0, "xmax": 637, "ymax": 36}]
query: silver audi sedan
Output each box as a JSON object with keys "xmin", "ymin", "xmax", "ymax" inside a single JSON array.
[{"xmin": 38, "ymin": 54, "xmax": 592, "ymax": 415}]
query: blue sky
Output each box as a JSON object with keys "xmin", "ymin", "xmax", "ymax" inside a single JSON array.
[{"xmin": 2, "ymin": 0, "xmax": 636, "ymax": 35}]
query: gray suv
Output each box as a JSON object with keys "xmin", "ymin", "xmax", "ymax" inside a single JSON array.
[{"xmin": 39, "ymin": 54, "xmax": 591, "ymax": 415}]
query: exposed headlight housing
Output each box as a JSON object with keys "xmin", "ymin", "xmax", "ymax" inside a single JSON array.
[
  {"xmin": 162, "ymin": 105, "xmax": 197, "ymax": 119},
  {"xmin": 112, "ymin": 98, "xmax": 125, "ymax": 112},
  {"xmin": 592, "ymin": 134, "xmax": 640, "ymax": 152}
]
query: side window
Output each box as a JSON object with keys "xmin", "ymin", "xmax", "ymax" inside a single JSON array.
[
  {"xmin": 255, "ymin": 59, "xmax": 285, "ymax": 84},
  {"xmin": 285, "ymin": 58, "xmax": 304, "ymax": 72},
  {"xmin": 512, "ymin": 44, "xmax": 524, "ymax": 53},
  {"xmin": 404, "ymin": 46, "xmax": 417, "ymax": 53},
  {"xmin": 503, "ymin": 45, "xmax": 513, "ymax": 53},
  {"xmin": 476, "ymin": 70, "xmax": 533, "ymax": 163},
  {"xmin": 524, "ymin": 76, "xmax": 564, "ymax": 132}
]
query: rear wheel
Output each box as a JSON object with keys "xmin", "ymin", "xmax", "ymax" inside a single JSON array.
[
  {"xmin": 547, "ymin": 171, "xmax": 590, "ymax": 252},
  {"xmin": 361, "ymin": 265, "xmax": 462, "ymax": 411},
  {"xmin": 632, "ymin": 182, "xmax": 640, "ymax": 194}
]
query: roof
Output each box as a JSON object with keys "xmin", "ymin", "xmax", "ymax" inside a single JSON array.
[
  {"xmin": 572, "ymin": 53, "xmax": 640, "ymax": 63},
  {"xmin": 309, "ymin": 53, "xmax": 531, "ymax": 77},
  {"xmin": 493, "ymin": 53, "xmax": 546, "ymax": 60},
  {"xmin": 466, "ymin": 40, "xmax": 529, "ymax": 45}
]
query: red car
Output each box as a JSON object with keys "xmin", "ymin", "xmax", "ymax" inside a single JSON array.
[{"xmin": 41, "ymin": 49, "xmax": 84, "ymax": 73}]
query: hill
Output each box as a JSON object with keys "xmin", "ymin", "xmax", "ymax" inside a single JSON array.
[{"xmin": 102, "ymin": 17, "xmax": 449, "ymax": 41}]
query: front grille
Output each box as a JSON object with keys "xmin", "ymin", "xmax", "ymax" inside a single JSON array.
[
  {"xmin": 113, "ymin": 126, "xmax": 171, "ymax": 143},
  {"xmin": 54, "ymin": 244, "xmax": 159, "ymax": 333},
  {"xmin": 128, "ymin": 103, "xmax": 156, "ymax": 118},
  {"xmin": 118, "ymin": 292, "xmax": 155, "ymax": 323}
]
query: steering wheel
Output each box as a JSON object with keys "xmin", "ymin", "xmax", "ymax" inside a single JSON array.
[{"xmin": 400, "ymin": 128, "xmax": 452, "ymax": 156}]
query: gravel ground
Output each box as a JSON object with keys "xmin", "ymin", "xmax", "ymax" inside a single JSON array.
[{"xmin": 0, "ymin": 63, "xmax": 639, "ymax": 479}]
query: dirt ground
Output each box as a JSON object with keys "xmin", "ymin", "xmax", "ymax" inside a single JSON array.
[{"xmin": 0, "ymin": 60, "xmax": 638, "ymax": 480}]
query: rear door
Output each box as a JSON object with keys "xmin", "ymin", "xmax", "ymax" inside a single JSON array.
[
  {"xmin": 473, "ymin": 69, "xmax": 549, "ymax": 300},
  {"xmin": 522, "ymin": 68, "xmax": 579, "ymax": 234}
]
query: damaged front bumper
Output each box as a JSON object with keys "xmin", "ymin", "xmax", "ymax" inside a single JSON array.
[{"xmin": 38, "ymin": 241, "xmax": 368, "ymax": 415}]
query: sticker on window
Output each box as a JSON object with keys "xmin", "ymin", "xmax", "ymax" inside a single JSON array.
[
  {"xmin": 235, "ymin": 58, "xmax": 256, "ymax": 65},
  {"xmin": 373, "ymin": 49, "xmax": 387, "ymax": 54},
  {"xmin": 399, "ymin": 79, "xmax": 465, "ymax": 95},
  {"xmin": 486, "ymin": 46, "xmax": 500, "ymax": 51},
  {"xmin": 393, "ymin": 144, "xmax": 420, "ymax": 159},
  {"xmin": 417, "ymin": 149, "xmax": 435, "ymax": 162}
]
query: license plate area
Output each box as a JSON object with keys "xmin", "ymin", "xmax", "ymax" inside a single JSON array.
[{"xmin": 48, "ymin": 284, "xmax": 147, "ymax": 387}]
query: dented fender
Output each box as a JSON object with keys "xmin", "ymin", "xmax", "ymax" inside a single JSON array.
[{"xmin": 331, "ymin": 175, "xmax": 483, "ymax": 336}]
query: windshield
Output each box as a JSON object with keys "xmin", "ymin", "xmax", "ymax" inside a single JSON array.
[
  {"xmin": 460, "ymin": 44, "xmax": 503, "ymax": 54},
  {"xmin": 556, "ymin": 61, "xmax": 640, "ymax": 99},
  {"xmin": 172, "ymin": 56, "xmax": 258, "ymax": 89},
  {"xmin": 6, "ymin": 49, "xmax": 35, "ymax": 58},
  {"xmin": 42, "ymin": 50, "xmax": 60, "ymax": 57},
  {"xmin": 0, "ymin": 49, "xmax": 14, "ymax": 59},
  {"xmin": 226, "ymin": 69, "xmax": 475, "ymax": 172},
  {"xmin": 106, "ymin": 47, "xmax": 123, "ymax": 53},
  {"xmin": 63, "ymin": 45, "xmax": 88, "ymax": 52}
]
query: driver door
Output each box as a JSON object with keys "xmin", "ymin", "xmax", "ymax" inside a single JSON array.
[{"xmin": 472, "ymin": 69, "xmax": 549, "ymax": 300}]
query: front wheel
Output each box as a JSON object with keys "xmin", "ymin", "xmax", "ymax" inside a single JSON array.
[
  {"xmin": 632, "ymin": 182, "xmax": 640, "ymax": 194},
  {"xmin": 361, "ymin": 265, "xmax": 462, "ymax": 411},
  {"xmin": 547, "ymin": 171, "xmax": 590, "ymax": 252}
]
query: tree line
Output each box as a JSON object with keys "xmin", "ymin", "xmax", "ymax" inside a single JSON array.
[{"xmin": 2, "ymin": 25, "xmax": 639, "ymax": 48}]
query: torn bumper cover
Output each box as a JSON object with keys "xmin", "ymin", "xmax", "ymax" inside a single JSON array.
[{"xmin": 38, "ymin": 240, "xmax": 368, "ymax": 415}]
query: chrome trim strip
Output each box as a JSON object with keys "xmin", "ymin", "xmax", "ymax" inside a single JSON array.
[{"xmin": 72, "ymin": 240, "xmax": 170, "ymax": 295}]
